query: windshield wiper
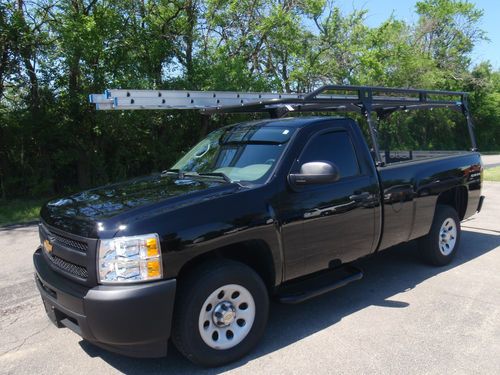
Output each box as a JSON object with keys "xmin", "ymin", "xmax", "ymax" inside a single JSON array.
[
  {"xmin": 197, "ymin": 172, "xmax": 232, "ymax": 183},
  {"xmin": 185, "ymin": 172, "xmax": 232, "ymax": 183},
  {"xmin": 162, "ymin": 169, "xmax": 232, "ymax": 183},
  {"xmin": 161, "ymin": 169, "xmax": 183, "ymax": 177}
]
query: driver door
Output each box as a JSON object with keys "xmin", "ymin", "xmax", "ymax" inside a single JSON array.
[{"xmin": 281, "ymin": 124, "xmax": 378, "ymax": 280}]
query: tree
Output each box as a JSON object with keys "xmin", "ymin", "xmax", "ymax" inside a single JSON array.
[
  {"xmin": 415, "ymin": 0, "xmax": 486, "ymax": 87},
  {"xmin": 0, "ymin": 0, "xmax": 498, "ymax": 199}
]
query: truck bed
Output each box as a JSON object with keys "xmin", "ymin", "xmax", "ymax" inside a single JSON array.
[{"xmin": 376, "ymin": 152, "xmax": 482, "ymax": 251}]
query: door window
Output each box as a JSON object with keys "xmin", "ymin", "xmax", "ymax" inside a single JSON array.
[{"xmin": 300, "ymin": 131, "xmax": 360, "ymax": 179}]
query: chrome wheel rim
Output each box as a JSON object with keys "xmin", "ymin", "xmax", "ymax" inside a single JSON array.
[
  {"xmin": 198, "ymin": 284, "xmax": 255, "ymax": 350},
  {"xmin": 439, "ymin": 217, "xmax": 457, "ymax": 256}
]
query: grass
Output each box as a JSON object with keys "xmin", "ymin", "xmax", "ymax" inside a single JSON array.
[
  {"xmin": 0, "ymin": 198, "xmax": 48, "ymax": 227},
  {"xmin": 484, "ymin": 166, "xmax": 500, "ymax": 182}
]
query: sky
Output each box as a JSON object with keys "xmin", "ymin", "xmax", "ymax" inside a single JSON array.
[{"xmin": 335, "ymin": 0, "xmax": 500, "ymax": 69}]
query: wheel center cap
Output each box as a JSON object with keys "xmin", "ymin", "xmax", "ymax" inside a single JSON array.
[
  {"xmin": 444, "ymin": 232, "xmax": 452, "ymax": 242},
  {"xmin": 441, "ymin": 231, "xmax": 451, "ymax": 243},
  {"xmin": 213, "ymin": 301, "xmax": 236, "ymax": 327}
]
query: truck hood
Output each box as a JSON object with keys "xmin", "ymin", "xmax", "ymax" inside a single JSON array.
[{"xmin": 40, "ymin": 174, "xmax": 238, "ymax": 237}]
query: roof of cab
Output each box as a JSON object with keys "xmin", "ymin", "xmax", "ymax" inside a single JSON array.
[{"xmin": 228, "ymin": 116, "xmax": 348, "ymax": 129}]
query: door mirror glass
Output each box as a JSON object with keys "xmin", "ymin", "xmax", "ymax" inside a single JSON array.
[{"xmin": 289, "ymin": 161, "xmax": 340, "ymax": 186}]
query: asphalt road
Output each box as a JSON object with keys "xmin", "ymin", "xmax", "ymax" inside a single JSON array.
[{"xmin": 1, "ymin": 184, "xmax": 499, "ymax": 375}]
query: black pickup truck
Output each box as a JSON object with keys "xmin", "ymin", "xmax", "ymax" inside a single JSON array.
[{"xmin": 34, "ymin": 86, "xmax": 484, "ymax": 366}]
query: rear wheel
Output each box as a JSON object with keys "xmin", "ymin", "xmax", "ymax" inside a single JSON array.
[
  {"xmin": 172, "ymin": 259, "xmax": 269, "ymax": 367},
  {"xmin": 418, "ymin": 204, "xmax": 461, "ymax": 266}
]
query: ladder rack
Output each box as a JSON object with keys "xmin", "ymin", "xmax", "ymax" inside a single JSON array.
[{"xmin": 88, "ymin": 85, "xmax": 477, "ymax": 164}]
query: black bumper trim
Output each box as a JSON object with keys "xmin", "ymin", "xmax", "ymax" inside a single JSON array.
[{"xmin": 34, "ymin": 248, "xmax": 176, "ymax": 358}]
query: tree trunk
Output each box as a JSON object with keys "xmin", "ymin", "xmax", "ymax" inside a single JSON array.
[
  {"xmin": 17, "ymin": 0, "xmax": 40, "ymax": 112},
  {"xmin": 0, "ymin": 48, "xmax": 8, "ymax": 100},
  {"xmin": 68, "ymin": 2, "xmax": 91, "ymax": 189},
  {"xmin": 281, "ymin": 52, "xmax": 291, "ymax": 92},
  {"xmin": 184, "ymin": 0, "xmax": 196, "ymax": 85}
]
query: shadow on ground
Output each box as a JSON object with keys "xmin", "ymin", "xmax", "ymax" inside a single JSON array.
[{"xmin": 78, "ymin": 229, "xmax": 500, "ymax": 374}]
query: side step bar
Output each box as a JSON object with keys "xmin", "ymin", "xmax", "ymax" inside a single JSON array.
[{"xmin": 278, "ymin": 265, "xmax": 363, "ymax": 304}]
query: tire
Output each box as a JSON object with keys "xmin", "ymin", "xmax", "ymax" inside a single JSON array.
[
  {"xmin": 418, "ymin": 204, "xmax": 461, "ymax": 266},
  {"xmin": 172, "ymin": 259, "xmax": 269, "ymax": 367}
]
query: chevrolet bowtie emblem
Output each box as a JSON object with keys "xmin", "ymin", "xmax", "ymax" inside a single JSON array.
[{"xmin": 43, "ymin": 239, "xmax": 53, "ymax": 253}]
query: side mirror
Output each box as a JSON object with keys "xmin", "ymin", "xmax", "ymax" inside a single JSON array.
[{"xmin": 289, "ymin": 161, "xmax": 340, "ymax": 186}]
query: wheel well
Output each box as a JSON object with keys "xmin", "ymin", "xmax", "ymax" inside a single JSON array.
[
  {"xmin": 176, "ymin": 240, "xmax": 276, "ymax": 291},
  {"xmin": 436, "ymin": 186, "xmax": 468, "ymax": 220}
]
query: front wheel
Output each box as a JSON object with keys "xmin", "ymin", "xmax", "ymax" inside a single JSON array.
[
  {"xmin": 172, "ymin": 259, "xmax": 269, "ymax": 367},
  {"xmin": 418, "ymin": 204, "xmax": 461, "ymax": 266}
]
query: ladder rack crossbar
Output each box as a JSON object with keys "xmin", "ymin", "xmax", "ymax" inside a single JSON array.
[
  {"xmin": 87, "ymin": 85, "xmax": 476, "ymax": 162},
  {"xmin": 89, "ymin": 86, "xmax": 466, "ymax": 113}
]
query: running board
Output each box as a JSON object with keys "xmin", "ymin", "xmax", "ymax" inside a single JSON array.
[{"xmin": 277, "ymin": 265, "xmax": 363, "ymax": 304}]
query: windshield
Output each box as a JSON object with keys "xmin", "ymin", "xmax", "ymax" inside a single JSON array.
[{"xmin": 172, "ymin": 125, "xmax": 295, "ymax": 183}]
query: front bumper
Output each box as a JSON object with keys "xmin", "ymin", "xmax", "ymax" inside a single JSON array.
[{"xmin": 33, "ymin": 248, "xmax": 176, "ymax": 358}]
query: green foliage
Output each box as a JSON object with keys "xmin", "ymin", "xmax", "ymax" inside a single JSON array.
[
  {"xmin": 0, "ymin": 0, "xmax": 498, "ymax": 199},
  {"xmin": 484, "ymin": 166, "xmax": 500, "ymax": 182},
  {"xmin": 0, "ymin": 198, "xmax": 47, "ymax": 226}
]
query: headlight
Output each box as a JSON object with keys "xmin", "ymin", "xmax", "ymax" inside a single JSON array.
[{"xmin": 98, "ymin": 233, "xmax": 163, "ymax": 284}]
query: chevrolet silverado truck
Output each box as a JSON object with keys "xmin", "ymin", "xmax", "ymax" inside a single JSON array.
[{"xmin": 34, "ymin": 86, "xmax": 484, "ymax": 367}]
